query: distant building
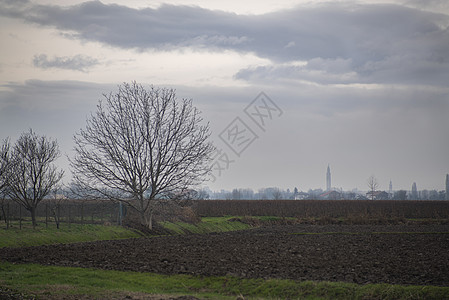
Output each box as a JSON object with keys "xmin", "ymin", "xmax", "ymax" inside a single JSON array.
[
  {"xmin": 294, "ymin": 192, "xmax": 309, "ymax": 200},
  {"xmin": 411, "ymin": 182, "xmax": 418, "ymax": 199},
  {"xmin": 326, "ymin": 165, "xmax": 331, "ymax": 191},
  {"xmin": 320, "ymin": 190, "xmax": 341, "ymax": 200},
  {"xmin": 446, "ymin": 174, "xmax": 449, "ymax": 200},
  {"xmin": 389, "ymin": 180, "xmax": 393, "ymax": 199}
]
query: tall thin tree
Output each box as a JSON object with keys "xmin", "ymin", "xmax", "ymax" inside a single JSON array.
[
  {"xmin": 71, "ymin": 82, "xmax": 214, "ymax": 229},
  {"xmin": 367, "ymin": 175, "xmax": 379, "ymax": 200}
]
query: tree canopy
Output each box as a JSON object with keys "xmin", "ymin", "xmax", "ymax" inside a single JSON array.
[{"xmin": 71, "ymin": 82, "xmax": 214, "ymax": 228}]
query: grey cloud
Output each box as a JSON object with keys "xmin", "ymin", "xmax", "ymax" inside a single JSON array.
[
  {"xmin": 0, "ymin": 79, "xmax": 110, "ymax": 111},
  {"xmin": 235, "ymin": 59, "xmax": 359, "ymax": 86},
  {"xmin": 2, "ymin": 1, "xmax": 449, "ymax": 86},
  {"xmin": 33, "ymin": 54, "xmax": 99, "ymax": 72},
  {"xmin": 235, "ymin": 53, "xmax": 449, "ymax": 86},
  {"xmin": 0, "ymin": 79, "xmax": 113, "ymax": 177},
  {"xmin": 406, "ymin": 0, "xmax": 449, "ymax": 14},
  {"xmin": 4, "ymin": 1, "xmax": 248, "ymax": 50}
]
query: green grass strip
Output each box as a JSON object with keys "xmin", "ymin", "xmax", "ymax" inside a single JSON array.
[
  {"xmin": 160, "ymin": 217, "xmax": 251, "ymax": 234},
  {"xmin": 0, "ymin": 216, "xmax": 251, "ymax": 249},
  {"xmin": 0, "ymin": 223, "xmax": 142, "ymax": 248},
  {"xmin": 1, "ymin": 262, "xmax": 448, "ymax": 300}
]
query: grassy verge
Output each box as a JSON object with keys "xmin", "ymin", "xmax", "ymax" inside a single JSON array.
[
  {"xmin": 0, "ymin": 217, "xmax": 252, "ymax": 248},
  {"xmin": 0, "ymin": 222, "xmax": 142, "ymax": 248},
  {"xmin": 0, "ymin": 217, "xmax": 253, "ymax": 248},
  {"xmin": 3, "ymin": 216, "xmax": 448, "ymax": 248},
  {"xmin": 1, "ymin": 262, "xmax": 448, "ymax": 300},
  {"xmin": 160, "ymin": 216, "xmax": 252, "ymax": 234},
  {"xmin": 160, "ymin": 215, "xmax": 303, "ymax": 235}
]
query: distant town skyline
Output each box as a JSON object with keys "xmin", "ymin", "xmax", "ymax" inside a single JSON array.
[
  {"xmin": 206, "ymin": 171, "xmax": 449, "ymax": 200},
  {"xmin": 206, "ymin": 169, "xmax": 449, "ymax": 197}
]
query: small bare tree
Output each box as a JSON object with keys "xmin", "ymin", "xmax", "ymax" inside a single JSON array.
[
  {"xmin": 71, "ymin": 82, "xmax": 214, "ymax": 229},
  {"xmin": 2, "ymin": 130, "xmax": 64, "ymax": 228},
  {"xmin": 50, "ymin": 185, "xmax": 64, "ymax": 229},
  {"xmin": 0, "ymin": 139, "xmax": 10, "ymax": 224},
  {"xmin": 0, "ymin": 138, "xmax": 10, "ymax": 192},
  {"xmin": 272, "ymin": 188, "xmax": 282, "ymax": 200},
  {"xmin": 367, "ymin": 175, "xmax": 379, "ymax": 200}
]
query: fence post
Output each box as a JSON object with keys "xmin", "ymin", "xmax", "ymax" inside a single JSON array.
[
  {"xmin": 56, "ymin": 203, "xmax": 60, "ymax": 229},
  {"xmin": 45, "ymin": 203, "xmax": 48, "ymax": 228}
]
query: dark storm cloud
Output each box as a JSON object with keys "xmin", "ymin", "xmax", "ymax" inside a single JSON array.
[
  {"xmin": 33, "ymin": 54, "xmax": 99, "ymax": 72},
  {"xmin": 2, "ymin": 0, "xmax": 449, "ymax": 85}
]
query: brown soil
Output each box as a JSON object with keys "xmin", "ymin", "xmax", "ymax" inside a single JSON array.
[{"xmin": 1, "ymin": 224, "xmax": 449, "ymax": 286}]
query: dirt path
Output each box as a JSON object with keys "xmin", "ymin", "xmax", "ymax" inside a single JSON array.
[{"xmin": 1, "ymin": 224, "xmax": 449, "ymax": 286}]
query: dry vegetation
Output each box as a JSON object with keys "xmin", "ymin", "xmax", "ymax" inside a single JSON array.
[{"xmin": 194, "ymin": 200, "xmax": 449, "ymax": 223}]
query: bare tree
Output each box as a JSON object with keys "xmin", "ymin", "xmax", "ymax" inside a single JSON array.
[
  {"xmin": 2, "ymin": 130, "xmax": 64, "ymax": 228},
  {"xmin": 272, "ymin": 188, "xmax": 282, "ymax": 200},
  {"xmin": 0, "ymin": 139, "xmax": 11, "ymax": 225},
  {"xmin": 0, "ymin": 138, "xmax": 10, "ymax": 192},
  {"xmin": 367, "ymin": 175, "xmax": 379, "ymax": 200},
  {"xmin": 71, "ymin": 82, "xmax": 214, "ymax": 229}
]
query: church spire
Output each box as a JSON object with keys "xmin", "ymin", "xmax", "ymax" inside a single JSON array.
[
  {"xmin": 326, "ymin": 164, "xmax": 331, "ymax": 191},
  {"xmin": 446, "ymin": 174, "xmax": 449, "ymax": 200},
  {"xmin": 389, "ymin": 180, "xmax": 393, "ymax": 199}
]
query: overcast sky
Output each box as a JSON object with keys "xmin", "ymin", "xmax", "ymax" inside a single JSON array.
[{"xmin": 1, "ymin": 0, "xmax": 448, "ymax": 193}]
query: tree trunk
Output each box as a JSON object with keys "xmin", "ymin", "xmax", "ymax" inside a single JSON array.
[
  {"xmin": 1, "ymin": 202, "xmax": 6, "ymax": 224},
  {"xmin": 52, "ymin": 205, "xmax": 60, "ymax": 229},
  {"xmin": 139, "ymin": 209, "xmax": 153, "ymax": 230},
  {"xmin": 30, "ymin": 206, "xmax": 37, "ymax": 229}
]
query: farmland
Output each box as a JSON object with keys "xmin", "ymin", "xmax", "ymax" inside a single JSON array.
[
  {"xmin": 2, "ymin": 224, "xmax": 449, "ymax": 287},
  {"xmin": 1, "ymin": 200, "xmax": 449, "ymax": 299}
]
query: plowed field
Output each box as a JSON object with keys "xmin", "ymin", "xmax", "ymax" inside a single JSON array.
[{"xmin": 1, "ymin": 224, "xmax": 449, "ymax": 286}]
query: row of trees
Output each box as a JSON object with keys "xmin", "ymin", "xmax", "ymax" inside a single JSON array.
[
  {"xmin": 367, "ymin": 176, "xmax": 446, "ymax": 200},
  {"xmin": 210, "ymin": 187, "xmax": 290, "ymax": 200},
  {"xmin": 0, "ymin": 82, "xmax": 214, "ymax": 229},
  {"xmin": 208, "ymin": 185, "xmax": 447, "ymax": 201}
]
